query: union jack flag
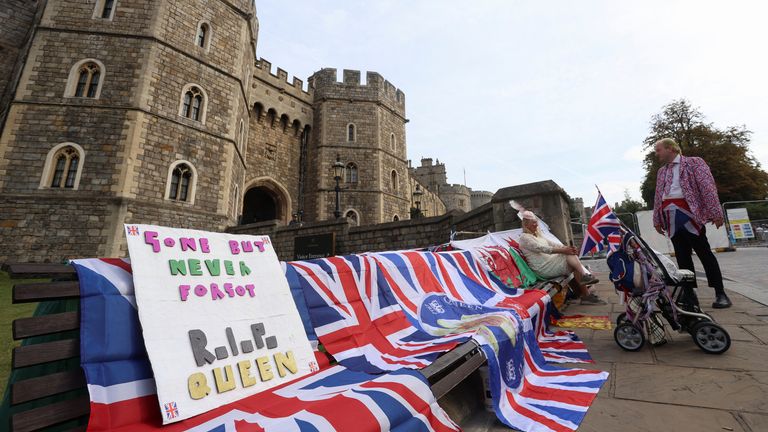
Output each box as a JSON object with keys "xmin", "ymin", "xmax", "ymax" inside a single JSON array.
[
  {"xmin": 71, "ymin": 258, "xmax": 458, "ymax": 432},
  {"xmin": 579, "ymin": 191, "xmax": 621, "ymax": 257},
  {"xmin": 126, "ymin": 225, "xmax": 140, "ymax": 236},
  {"xmin": 164, "ymin": 402, "xmax": 179, "ymax": 420},
  {"xmin": 288, "ymin": 250, "xmax": 607, "ymax": 431}
]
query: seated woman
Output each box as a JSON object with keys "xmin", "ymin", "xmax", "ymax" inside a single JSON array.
[{"xmin": 517, "ymin": 211, "xmax": 606, "ymax": 305}]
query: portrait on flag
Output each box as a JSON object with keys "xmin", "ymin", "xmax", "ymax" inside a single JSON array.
[{"xmin": 124, "ymin": 225, "xmax": 316, "ymax": 423}]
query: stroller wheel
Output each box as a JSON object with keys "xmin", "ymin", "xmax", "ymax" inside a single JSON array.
[
  {"xmin": 691, "ymin": 321, "xmax": 731, "ymax": 354},
  {"xmin": 614, "ymin": 323, "xmax": 645, "ymax": 351},
  {"xmin": 616, "ymin": 312, "xmax": 629, "ymax": 326}
]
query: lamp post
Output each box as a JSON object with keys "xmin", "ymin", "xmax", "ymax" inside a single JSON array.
[
  {"xmin": 332, "ymin": 155, "xmax": 345, "ymax": 219},
  {"xmin": 412, "ymin": 184, "xmax": 423, "ymax": 219}
]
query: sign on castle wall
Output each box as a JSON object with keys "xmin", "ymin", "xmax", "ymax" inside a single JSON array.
[
  {"xmin": 125, "ymin": 224, "xmax": 316, "ymax": 424},
  {"xmin": 293, "ymin": 233, "xmax": 335, "ymax": 260}
]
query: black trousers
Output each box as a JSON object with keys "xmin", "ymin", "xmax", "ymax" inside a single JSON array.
[{"xmin": 671, "ymin": 226, "xmax": 725, "ymax": 295}]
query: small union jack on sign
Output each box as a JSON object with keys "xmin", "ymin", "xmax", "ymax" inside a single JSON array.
[
  {"xmin": 126, "ymin": 225, "xmax": 140, "ymax": 236},
  {"xmin": 164, "ymin": 401, "xmax": 178, "ymax": 420}
]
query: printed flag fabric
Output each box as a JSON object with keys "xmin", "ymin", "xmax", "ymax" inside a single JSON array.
[
  {"xmin": 72, "ymin": 258, "xmax": 458, "ymax": 432},
  {"xmin": 579, "ymin": 192, "xmax": 621, "ymax": 257},
  {"xmin": 288, "ymin": 250, "xmax": 608, "ymax": 432}
]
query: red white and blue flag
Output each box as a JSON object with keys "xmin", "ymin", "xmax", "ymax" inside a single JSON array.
[
  {"xmin": 71, "ymin": 258, "xmax": 458, "ymax": 432},
  {"xmin": 579, "ymin": 191, "xmax": 622, "ymax": 257},
  {"xmin": 288, "ymin": 250, "xmax": 608, "ymax": 431}
]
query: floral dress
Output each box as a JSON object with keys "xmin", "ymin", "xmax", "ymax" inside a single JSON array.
[{"xmin": 518, "ymin": 232, "xmax": 568, "ymax": 279}]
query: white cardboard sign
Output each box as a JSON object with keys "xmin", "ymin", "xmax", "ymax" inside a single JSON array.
[{"xmin": 124, "ymin": 224, "xmax": 316, "ymax": 424}]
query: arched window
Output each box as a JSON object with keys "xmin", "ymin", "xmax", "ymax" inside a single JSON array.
[
  {"xmin": 280, "ymin": 114, "xmax": 289, "ymax": 132},
  {"xmin": 93, "ymin": 0, "xmax": 116, "ymax": 20},
  {"xmin": 345, "ymin": 209, "xmax": 360, "ymax": 226},
  {"xmin": 165, "ymin": 161, "xmax": 198, "ymax": 203},
  {"xmin": 393, "ymin": 215, "xmax": 400, "ymax": 222},
  {"xmin": 391, "ymin": 170, "xmax": 398, "ymax": 192},
  {"xmin": 179, "ymin": 85, "xmax": 207, "ymax": 123},
  {"xmin": 238, "ymin": 120, "xmax": 245, "ymax": 154},
  {"xmin": 65, "ymin": 59, "xmax": 105, "ymax": 99},
  {"xmin": 196, "ymin": 22, "xmax": 210, "ymax": 49},
  {"xmin": 345, "ymin": 162, "xmax": 358, "ymax": 183},
  {"xmin": 41, "ymin": 143, "xmax": 85, "ymax": 189},
  {"xmin": 254, "ymin": 103, "xmax": 264, "ymax": 122},
  {"xmin": 390, "ymin": 133, "xmax": 396, "ymax": 150},
  {"xmin": 266, "ymin": 109, "xmax": 277, "ymax": 127},
  {"xmin": 292, "ymin": 120, "xmax": 301, "ymax": 136},
  {"xmin": 232, "ymin": 184, "xmax": 239, "ymax": 218},
  {"xmin": 347, "ymin": 123, "xmax": 356, "ymax": 142}
]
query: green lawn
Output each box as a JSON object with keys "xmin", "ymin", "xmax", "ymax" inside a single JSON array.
[{"xmin": 0, "ymin": 271, "xmax": 39, "ymax": 393}]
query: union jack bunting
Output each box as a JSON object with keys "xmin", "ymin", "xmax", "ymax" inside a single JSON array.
[{"xmin": 579, "ymin": 191, "xmax": 622, "ymax": 257}]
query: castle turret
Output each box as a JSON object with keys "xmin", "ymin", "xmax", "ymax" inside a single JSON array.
[{"xmin": 305, "ymin": 68, "xmax": 409, "ymax": 224}]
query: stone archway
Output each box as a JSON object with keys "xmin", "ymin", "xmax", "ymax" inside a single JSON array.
[{"xmin": 240, "ymin": 177, "xmax": 291, "ymax": 225}]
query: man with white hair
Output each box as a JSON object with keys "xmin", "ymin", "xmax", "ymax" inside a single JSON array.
[{"xmin": 652, "ymin": 138, "xmax": 731, "ymax": 309}]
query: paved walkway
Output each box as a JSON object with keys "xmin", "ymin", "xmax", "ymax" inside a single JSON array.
[{"xmin": 461, "ymin": 275, "xmax": 768, "ymax": 432}]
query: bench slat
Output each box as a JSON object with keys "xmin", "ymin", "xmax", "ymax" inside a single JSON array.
[
  {"xmin": 13, "ymin": 338, "xmax": 79, "ymax": 368},
  {"xmin": 11, "ymin": 395, "xmax": 90, "ymax": 432},
  {"xmin": 3, "ymin": 262, "xmax": 76, "ymax": 278},
  {"xmin": 13, "ymin": 311, "xmax": 80, "ymax": 340},
  {"xmin": 431, "ymin": 350, "xmax": 486, "ymax": 399},
  {"xmin": 12, "ymin": 369, "xmax": 87, "ymax": 405},
  {"xmin": 420, "ymin": 341, "xmax": 478, "ymax": 382},
  {"xmin": 13, "ymin": 281, "xmax": 81, "ymax": 303}
]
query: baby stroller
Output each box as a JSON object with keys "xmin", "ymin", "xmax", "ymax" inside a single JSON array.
[{"xmin": 607, "ymin": 227, "xmax": 731, "ymax": 354}]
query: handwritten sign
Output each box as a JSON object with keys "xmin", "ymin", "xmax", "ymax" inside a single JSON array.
[{"xmin": 125, "ymin": 224, "xmax": 316, "ymax": 424}]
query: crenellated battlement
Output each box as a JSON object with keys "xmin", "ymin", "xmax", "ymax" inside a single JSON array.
[
  {"xmin": 308, "ymin": 68, "xmax": 405, "ymax": 115},
  {"xmin": 252, "ymin": 57, "xmax": 313, "ymax": 103}
]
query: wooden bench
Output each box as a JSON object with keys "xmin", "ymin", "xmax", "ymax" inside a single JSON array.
[
  {"xmin": 3, "ymin": 262, "xmax": 87, "ymax": 432},
  {"xmin": 2, "ymin": 263, "xmax": 568, "ymax": 431}
]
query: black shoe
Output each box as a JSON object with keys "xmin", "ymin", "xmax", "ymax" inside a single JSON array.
[{"xmin": 712, "ymin": 294, "xmax": 732, "ymax": 309}]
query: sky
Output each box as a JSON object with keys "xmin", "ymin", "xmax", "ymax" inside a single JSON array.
[{"xmin": 255, "ymin": 0, "xmax": 768, "ymax": 207}]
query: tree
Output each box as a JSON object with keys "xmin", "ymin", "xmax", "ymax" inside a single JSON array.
[
  {"xmin": 640, "ymin": 99, "xmax": 768, "ymax": 208},
  {"xmin": 613, "ymin": 190, "xmax": 644, "ymax": 231}
]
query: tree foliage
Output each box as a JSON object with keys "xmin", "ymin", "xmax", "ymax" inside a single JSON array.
[
  {"xmin": 613, "ymin": 190, "xmax": 644, "ymax": 231},
  {"xmin": 640, "ymin": 99, "xmax": 768, "ymax": 208}
]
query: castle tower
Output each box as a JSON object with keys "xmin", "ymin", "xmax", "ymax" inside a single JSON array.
[
  {"xmin": 0, "ymin": 0, "xmax": 256, "ymax": 262},
  {"xmin": 306, "ymin": 68, "xmax": 409, "ymax": 224}
]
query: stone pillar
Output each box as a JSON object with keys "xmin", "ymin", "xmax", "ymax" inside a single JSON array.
[{"xmin": 491, "ymin": 180, "xmax": 575, "ymax": 245}]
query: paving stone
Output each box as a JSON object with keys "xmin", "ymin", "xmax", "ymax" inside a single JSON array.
[
  {"xmin": 741, "ymin": 325, "xmax": 768, "ymax": 344},
  {"xmin": 613, "ymin": 363, "xmax": 768, "ymax": 412},
  {"xmin": 579, "ymin": 397, "xmax": 745, "ymax": 432},
  {"xmin": 722, "ymin": 325, "xmax": 761, "ymax": 342},
  {"xmin": 741, "ymin": 412, "xmax": 768, "ymax": 432},
  {"xmin": 704, "ymin": 311, "xmax": 766, "ymax": 325},
  {"xmin": 654, "ymin": 338, "xmax": 768, "ymax": 371},
  {"xmin": 585, "ymin": 336, "xmax": 655, "ymax": 365}
]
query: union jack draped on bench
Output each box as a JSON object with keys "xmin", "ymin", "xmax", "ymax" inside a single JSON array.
[{"xmin": 68, "ymin": 248, "xmax": 606, "ymax": 432}]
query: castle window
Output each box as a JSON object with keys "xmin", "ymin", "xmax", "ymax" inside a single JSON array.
[
  {"xmin": 254, "ymin": 103, "xmax": 264, "ymax": 122},
  {"xmin": 195, "ymin": 21, "xmax": 212, "ymax": 51},
  {"xmin": 232, "ymin": 184, "xmax": 239, "ymax": 218},
  {"xmin": 40, "ymin": 143, "xmax": 85, "ymax": 190},
  {"xmin": 179, "ymin": 84, "xmax": 207, "ymax": 123},
  {"xmin": 165, "ymin": 161, "xmax": 197, "ymax": 203},
  {"xmin": 345, "ymin": 209, "xmax": 360, "ymax": 226},
  {"xmin": 238, "ymin": 120, "xmax": 245, "ymax": 154},
  {"xmin": 93, "ymin": 0, "xmax": 116, "ymax": 20},
  {"xmin": 459, "ymin": 199, "xmax": 466, "ymax": 208},
  {"xmin": 345, "ymin": 162, "xmax": 358, "ymax": 183},
  {"xmin": 65, "ymin": 59, "xmax": 105, "ymax": 99},
  {"xmin": 393, "ymin": 215, "xmax": 399, "ymax": 222},
  {"xmin": 347, "ymin": 123, "xmax": 356, "ymax": 142},
  {"xmin": 280, "ymin": 114, "xmax": 289, "ymax": 132},
  {"xmin": 266, "ymin": 109, "xmax": 277, "ymax": 127},
  {"xmin": 391, "ymin": 170, "xmax": 398, "ymax": 192},
  {"xmin": 390, "ymin": 133, "xmax": 395, "ymax": 150},
  {"xmin": 292, "ymin": 120, "xmax": 301, "ymax": 136}
]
